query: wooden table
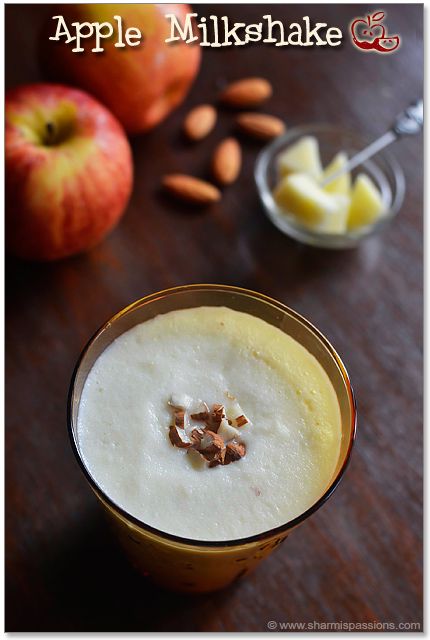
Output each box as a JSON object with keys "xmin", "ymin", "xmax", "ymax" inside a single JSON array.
[{"xmin": 5, "ymin": 4, "xmax": 423, "ymax": 632}]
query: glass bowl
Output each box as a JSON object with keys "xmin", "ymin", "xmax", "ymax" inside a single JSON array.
[
  {"xmin": 255, "ymin": 124, "xmax": 405, "ymax": 249},
  {"xmin": 68, "ymin": 284, "xmax": 356, "ymax": 592}
]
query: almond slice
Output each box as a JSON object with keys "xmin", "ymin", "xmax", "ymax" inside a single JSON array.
[
  {"xmin": 162, "ymin": 174, "xmax": 221, "ymax": 205},
  {"xmin": 166, "ymin": 402, "xmax": 187, "ymax": 429},
  {"xmin": 190, "ymin": 410, "xmax": 210, "ymax": 422},
  {"xmin": 236, "ymin": 113, "xmax": 286, "ymax": 141},
  {"xmin": 191, "ymin": 403, "xmax": 225, "ymax": 432},
  {"xmin": 224, "ymin": 441, "xmax": 246, "ymax": 465},
  {"xmin": 211, "ymin": 404, "xmax": 225, "ymax": 433},
  {"xmin": 212, "ymin": 137, "xmax": 242, "ymax": 186},
  {"xmin": 169, "ymin": 425, "xmax": 191, "ymax": 448},
  {"xmin": 174, "ymin": 408, "xmax": 185, "ymax": 429},
  {"xmin": 190, "ymin": 401, "xmax": 210, "ymax": 423},
  {"xmin": 220, "ymin": 77, "xmax": 273, "ymax": 108},
  {"xmin": 234, "ymin": 415, "xmax": 249, "ymax": 428},
  {"xmin": 191, "ymin": 429, "xmax": 226, "ymax": 465},
  {"xmin": 190, "ymin": 428, "xmax": 205, "ymax": 447},
  {"xmin": 226, "ymin": 400, "xmax": 250, "ymax": 428},
  {"xmin": 183, "ymin": 104, "xmax": 217, "ymax": 141},
  {"xmin": 218, "ymin": 417, "xmax": 240, "ymax": 442}
]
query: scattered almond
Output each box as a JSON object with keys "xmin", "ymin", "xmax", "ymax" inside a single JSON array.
[
  {"xmin": 236, "ymin": 113, "xmax": 286, "ymax": 141},
  {"xmin": 220, "ymin": 77, "xmax": 273, "ymax": 108},
  {"xmin": 183, "ymin": 104, "xmax": 217, "ymax": 141},
  {"xmin": 162, "ymin": 174, "xmax": 221, "ymax": 205},
  {"xmin": 212, "ymin": 137, "xmax": 242, "ymax": 185}
]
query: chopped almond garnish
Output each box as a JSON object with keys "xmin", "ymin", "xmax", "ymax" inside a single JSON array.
[
  {"xmin": 190, "ymin": 410, "xmax": 210, "ymax": 422},
  {"xmin": 235, "ymin": 414, "xmax": 249, "ymax": 428},
  {"xmin": 193, "ymin": 429, "xmax": 226, "ymax": 465},
  {"xmin": 174, "ymin": 408, "xmax": 185, "ymax": 429},
  {"xmin": 211, "ymin": 404, "xmax": 225, "ymax": 432},
  {"xmin": 191, "ymin": 403, "xmax": 225, "ymax": 433},
  {"xmin": 168, "ymin": 401, "xmax": 186, "ymax": 429},
  {"xmin": 169, "ymin": 425, "xmax": 191, "ymax": 448},
  {"xmin": 218, "ymin": 417, "xmax": 240, "ymax": 442},
  {"xmin": 167, "ymin": 400, "xmax": 247, "ymax": 466},
  {"xmin": 224, "ymin": 441, "xmax": 246, "ymax": 465},
  {"xmin": 189, "ymin": 428, "xmax": 204, "ymax": 446}
]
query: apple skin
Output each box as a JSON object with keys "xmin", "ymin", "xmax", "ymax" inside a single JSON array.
[
  {"xmin": 40, "ymin": 4, "xmax": 201, "ymax": 134},
  {"xmin": 6, "ymin": 83, "xmax": 133, "ymax": 261}
]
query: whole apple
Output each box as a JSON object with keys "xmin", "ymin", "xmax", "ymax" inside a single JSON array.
[
  {"xmin": 41, "ymin": 4, "xmax": 201, "ymax": 134},
  {"xmin": 6, "ymin": 83, "xmax": 133, "ymax": 261}
]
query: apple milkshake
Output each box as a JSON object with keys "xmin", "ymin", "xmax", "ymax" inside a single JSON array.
[{"xmin": 77, "ymin": 305, "xmax": 342, "ymax": 542}]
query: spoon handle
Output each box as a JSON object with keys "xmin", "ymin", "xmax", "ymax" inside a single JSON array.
[
  {"xmin": 393, "ymin": 98, "xmax": 423, "ymax": 136},
  {"xmin": 321, "ymin": 98, "xmax": 423, "ymax": 187}
]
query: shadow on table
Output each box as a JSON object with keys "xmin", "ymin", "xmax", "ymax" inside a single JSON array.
[
  {"xmin": 6, "ymin": 506, "xmax": 238, "ymax": 632},
  {"xmin": 239, "ymin": 210, "xmax": 383, "ymax": 298}
]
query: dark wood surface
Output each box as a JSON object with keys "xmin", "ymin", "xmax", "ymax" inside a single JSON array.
[{"xmin": 5, "ymin": 4, "xmax": 423, "ymax": 632}]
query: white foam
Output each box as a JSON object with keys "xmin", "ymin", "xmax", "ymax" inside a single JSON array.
[{"xmin": 77, "ymin": 306, "xmax": 341, "ymax": 541}]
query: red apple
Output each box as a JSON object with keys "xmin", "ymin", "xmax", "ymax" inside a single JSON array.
[
  {"xmin": 6, "ymin": 83, "xmax": 133, "ymax": 261},
  {"xmin": 41, "ymin": 4, "xmax": 201, "ymax": 134}
]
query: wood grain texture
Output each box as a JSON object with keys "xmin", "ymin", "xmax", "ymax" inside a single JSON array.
[{"xmin": 5, "ymin": 4, "xmax": 423, "ymax": 632}]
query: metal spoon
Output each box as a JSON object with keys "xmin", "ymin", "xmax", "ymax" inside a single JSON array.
[{"xmin": 321, "ymin": 99, "xmax": 423, "ymax": 187}]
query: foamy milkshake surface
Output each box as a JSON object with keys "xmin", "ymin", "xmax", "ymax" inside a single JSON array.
[{"xmin": 77, "ymin": 306, "xmax": 342, "ymax": 541}]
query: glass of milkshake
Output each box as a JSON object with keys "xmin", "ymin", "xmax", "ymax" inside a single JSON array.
[{"xmin": 68, "ymin": 284, "xmax": 356, "ymax": 592}]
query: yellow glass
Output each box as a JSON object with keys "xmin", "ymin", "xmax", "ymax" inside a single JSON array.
[{"xmin": 68, "ymin": 285, "xmax": 356, "ymax": 593}]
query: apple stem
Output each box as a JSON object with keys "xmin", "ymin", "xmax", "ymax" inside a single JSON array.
[{"xmin": 45, "ymin": 122, "xmax": 55, "ymax": 145}]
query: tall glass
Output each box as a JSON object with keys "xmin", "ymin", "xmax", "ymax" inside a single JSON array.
[{"xmin": 68, "ymin": 285, "xmax": 356, "ymax": 593}]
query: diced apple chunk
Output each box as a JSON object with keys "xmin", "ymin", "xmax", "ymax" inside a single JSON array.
[
  {"xmin": 274, "ymin": 173, "xmax": 342, "ymax": 228},
  {"xmin": 322, "ymin": 152, "xmax": 351, "ymax": 196},
  {"xmin": 317, "ymin": 195, "xmax": 350, "ymax": 234},
  {"xmin": 278, "ymin": 136, "xmax": 322, "ymax": 180},
  {"xmin": 348, "ymin": 173, "xmax": 385, "ymax": 230},
  {"xmin": 272, "ymin": 135, "xmax": 386, "ymax": 236}
]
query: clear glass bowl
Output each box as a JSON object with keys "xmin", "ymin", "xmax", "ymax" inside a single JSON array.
[
  {"xmin": 68, "ymin": 285, "xmax": 356, "ymax": 592},
  {"xmin": 255, "ymin": 124, "xmax": 405, "ymax": 249}
]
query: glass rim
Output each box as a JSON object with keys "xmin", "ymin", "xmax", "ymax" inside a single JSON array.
[{"xmin": 68, "ymin": 284, "xmax": 357, "ymax": 549}]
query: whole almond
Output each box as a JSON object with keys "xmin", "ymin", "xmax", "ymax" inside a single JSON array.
[
  {"xmin": 183, "ymin": 104, "xmax": 217, "ymax": 141},
  {"xmin": 212, "ymin": 138, "xmax": 242, "ymax": 186},
  {"xmin": 220, "ymin": 77, "xmax": 273, "ymax": 108},
  {"xmin": 236, "ymin": 113, "xmax": 286, "ymax": 140},
  {"xmin": 162, "ymin": 174, "xmax": 221, "ymax": 205}
]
